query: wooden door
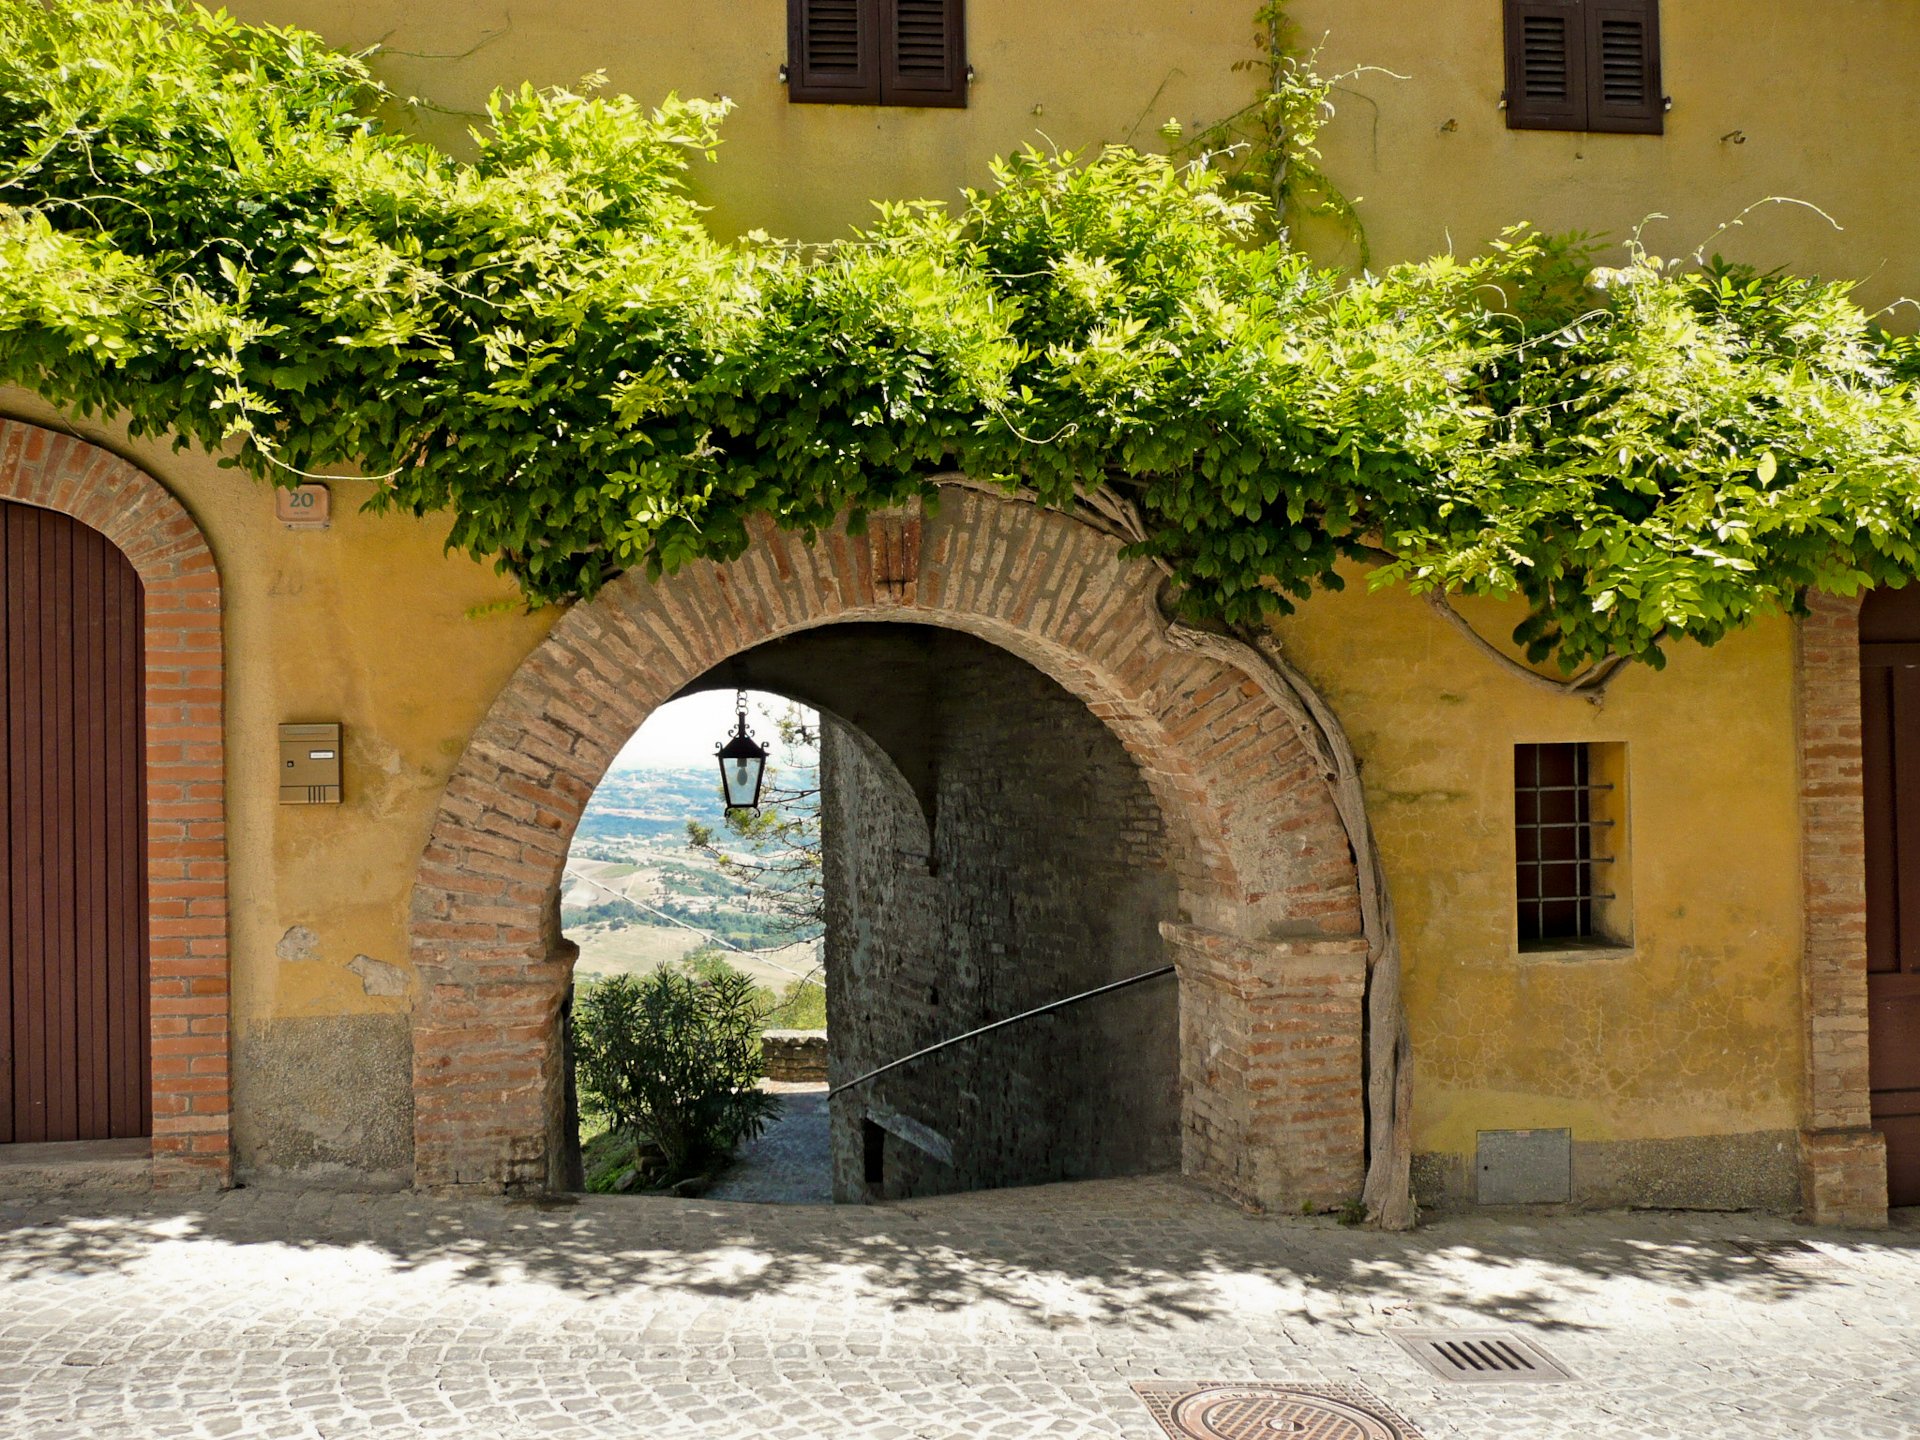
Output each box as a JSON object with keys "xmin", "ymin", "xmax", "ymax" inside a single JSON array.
[
  {"xmin": 1860, "ymin": 586, "xmax": 1920, "ymax": 1206},
  {"xmin": 0, "ymin": 500, "xmax": 149, "ymax": 1145}
]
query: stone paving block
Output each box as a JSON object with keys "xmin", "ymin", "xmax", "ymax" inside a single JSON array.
[{"xmin": 0, "ymin": 1179, "xmax": 1915, "ymax": 1438}]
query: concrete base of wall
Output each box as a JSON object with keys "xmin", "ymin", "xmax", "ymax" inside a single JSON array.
[
  {"xmin": 0, "ymin": 1138, "xmax": 153, "ymax": 1197},
  {"xmin": 1414, "ymin": 1130, "xmax": 1803, "ymax": 1213},
  {"xmin": 234, "ymin": 1015, "xmax": 414, "ymax": 1190},
  {"xmin": 1800, "ymin": 1127, "xmax": 1890, "ymax": 1228}
]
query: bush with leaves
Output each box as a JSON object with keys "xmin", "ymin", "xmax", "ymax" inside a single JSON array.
[
  {"xmin": 572, "ymin": 963, "xmax": 777, "ymax": 1188},
  {"xmin": 680, "ymin": 945, "xmax": 828, "ymax": 1032},
  {"xmin": 3, "ymin": 0, "xmax": 1920, "ymax": 687}
]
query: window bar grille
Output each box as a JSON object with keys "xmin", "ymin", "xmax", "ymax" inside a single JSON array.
[{"xmin": 1516, "ymin": 743, "xmax": 1615, "ymax": 942}]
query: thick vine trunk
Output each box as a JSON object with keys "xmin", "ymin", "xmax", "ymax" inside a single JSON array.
[{"xmin": 1166, "ymin": 623, "xmax": 1417, "ymax": 1229}]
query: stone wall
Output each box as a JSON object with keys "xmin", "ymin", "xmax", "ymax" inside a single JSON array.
[
  {"xmin": 761, "ymin": 1031, "xmax": 828, "ymax": 1083},
  {"xmin": 821, "ymin": 629, "xmax": 1180, "ymax": 1202}
]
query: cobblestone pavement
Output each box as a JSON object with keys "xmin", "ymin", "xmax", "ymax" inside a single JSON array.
[
  {"xmin": 0, "ymin": 1177, "xmax": 1914, "ymax": 1440},
  {"xmin": 704, "ymin": 1085, "xmax": 832, "ymax": 1206}
]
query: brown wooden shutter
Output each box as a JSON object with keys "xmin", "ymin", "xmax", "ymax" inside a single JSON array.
[
  {"xmin": 882, "ymin": 0, "xmax": 967, "ymax": 107},
  {"xmin": 789, "ymin": 0, "xmax": 881, "ymax": 105},
  {"xmin": 1506, "ymin": 0, "xmax": 1662, "ymax": 134},
  {"xmin": 1584, "ymin": 0, "xmax": 1663, "ymax": 133},
  {"xmin": 1504, "ymin": 0, "xmax": 1587, "ymax": 131}
]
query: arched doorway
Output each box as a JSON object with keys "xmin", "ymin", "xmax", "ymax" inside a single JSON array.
[
  {"xmin": 0, "ymin": 499, "xmax": 149, "ymax": 1145},
  {"xmin": 411, "ymin": 487, "xmax": 1370, "ymax": 1211},
  {"xmin": 655, "ymin": 623, "xmax": 1187, "ymax": 1202},
  {"xmin": 0, "ymin": 420, "xmax": 230, "ymax": 1187}
]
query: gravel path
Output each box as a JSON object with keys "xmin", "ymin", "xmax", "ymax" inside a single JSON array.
[{"xmin": 705, "ymin": 1084, "xmax": 832, "ymax": 1205}]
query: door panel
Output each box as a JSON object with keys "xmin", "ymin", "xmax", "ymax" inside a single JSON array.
[
  {"xmin": 1868, "ymin": 978, "xmax": 1920, "ymax": 1098},
  {"xmin": 1884, "ymin": 1115, "xmax": 1920, "ymax": 1209},
  {"xmin": 1861, "ymin": 585, "xmax": 1920, "ymax": 1206},
  {"xmin": 1, "ymin": 500, "xmax": 148, "ymax": 1145}
]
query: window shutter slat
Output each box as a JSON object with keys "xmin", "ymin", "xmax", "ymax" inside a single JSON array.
[
  {"xmin": 1504, "ymin": 0, "xmax": 1587, "ymax": 130},
  {"xmin": 789, "ymin": 0, "xmax": 881, "ymax": 104},
  {"xmin": 1584, "ymin": 1, "xmax": 1663, "ymax": 133},
  {"xmin": 881, "ymin": 0, "xmax": 967, "ymax": 107}
]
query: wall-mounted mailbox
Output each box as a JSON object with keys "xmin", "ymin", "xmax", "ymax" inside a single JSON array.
[{"xmin": 280, "ymin": 723, "xmax": 342, "ymax": 805}]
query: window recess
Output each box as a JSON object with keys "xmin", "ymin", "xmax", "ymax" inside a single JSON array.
[
  {"xmin": 1503, "ymin": 0, "xmax": 1663, "ymax": 134},
  {"xmin": 788, "ymin": 0, "xmax": 968, "ymax": 108},
  {"xmin": 1514, "ymin": 742, "xmax": 1632, "ymax": 949}
]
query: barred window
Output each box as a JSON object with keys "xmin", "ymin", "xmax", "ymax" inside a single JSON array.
[{"xmin": 1515, "ymin": 742, "xmax": 1629, "ymax": 947}]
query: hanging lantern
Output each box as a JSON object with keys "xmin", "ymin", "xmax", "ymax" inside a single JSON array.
[{"xmin": 715, "ymin": 689, "xmax": 768, "ymax": 813}]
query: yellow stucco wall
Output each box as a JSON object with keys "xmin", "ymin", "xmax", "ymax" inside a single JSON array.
[
  {"xmin": 0, "ymin": 390, "xmax": 555, "ymax": 1049},
  {"xmin": 14, "ymin": 0, "xmax": 1916, "ymax": 1183},
  {"xmin": 1275, "ymin": 579, "xmax": 1804, "ymax": 1160},
  {"xmin": 0, "ymin": 388, "xmax": 1809, "ymax": 1176},
  {"xmin": 229, "ymin": 0, "xmax": 1920, "ymax": 306}
]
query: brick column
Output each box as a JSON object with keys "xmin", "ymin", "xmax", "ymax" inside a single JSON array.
[
  {"xmin": 1797, "ymin": 592, "xmax": 1888, "ymax": 1226},
  {"xmin": 410, "ymin": 830, "xmax": 577, "ymax": 1192},
  {"xmin": 1163, "ymin": 924, "xmax": 1368, "ymax": 1211}
]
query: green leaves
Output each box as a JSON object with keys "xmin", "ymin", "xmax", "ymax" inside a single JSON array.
[
  {"xmin": 4, "ymin": 0, "xmax": 1920, "ymax": 673},
  {"xmin": 573, "ymin": 965, "xmax": 777, "ymax": 1182}
]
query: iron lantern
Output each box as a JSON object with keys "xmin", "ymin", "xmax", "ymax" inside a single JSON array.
[{"xmin": 716, "ymin": 690, "xmax": 768, "ymax": 813}]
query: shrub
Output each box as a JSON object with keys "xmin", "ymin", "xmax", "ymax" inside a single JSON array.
[
  {"xmin": 573, "ymin": 965, "xmax": 777, "ymax": 1185},
  {"xmin": 683, "ymin": 947, "xmax": 828, "ymax": 1032}
]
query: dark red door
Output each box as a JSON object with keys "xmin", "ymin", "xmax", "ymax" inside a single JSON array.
[
  {"xmin": 1860, "ymin": 586, "xmax": 1920, "ymax": 1206},
  {"xmin": 0, "ymin": 499, "xmax": 149, "ymax": 1145}
]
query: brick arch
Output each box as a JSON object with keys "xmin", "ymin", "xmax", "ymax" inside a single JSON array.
[
  {"xmin": 0, "ymin": 420, "xmax": 228, "ymax": 1188},
  {"xmin": 412, "ymin": 487, "xmax": 1369, "ymax": 1208}
]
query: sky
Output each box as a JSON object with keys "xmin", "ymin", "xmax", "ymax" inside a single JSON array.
[{"xmin": 612, "ymin": 689, "xmax": 816, "ymax": 772}]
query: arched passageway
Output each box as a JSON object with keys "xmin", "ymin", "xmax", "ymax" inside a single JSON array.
[
  {"xmin": 411, "ymin": 486, "xmax": 1369, "ymax": 1211},
  {"xmin": 665, "ymin": 624, "xmax": 1183, "ymax": 1202}
]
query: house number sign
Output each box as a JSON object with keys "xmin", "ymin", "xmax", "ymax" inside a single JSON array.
[{"xmin": 275, "ymin": 483, "xmax": 331, "ymax": 530}]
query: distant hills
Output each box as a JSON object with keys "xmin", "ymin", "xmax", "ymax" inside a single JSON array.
[{"xmin": 564, "ymin": 764, "xmax": 823, "ymax": 999}]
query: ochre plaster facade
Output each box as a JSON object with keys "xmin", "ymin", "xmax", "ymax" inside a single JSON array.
[
  {"xmin": 3, "ymin": 0, "xmax": 1913, "ymax": 1219},
  {"xmin": 0, "ymin": 387, "xmax": 1886, "ymax": 1217},
  {"xmin": 227, "ymin": 0, "xmax": 1920, "ymax": 309}
]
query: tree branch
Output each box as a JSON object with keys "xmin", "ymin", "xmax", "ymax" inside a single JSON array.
[{"xmin": 1424, "ymin": 591, "xmax": 1633, "ymax": 702}]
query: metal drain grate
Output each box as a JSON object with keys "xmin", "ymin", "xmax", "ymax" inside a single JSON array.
[
  {"xmin": 1132, "ymin": 1382, "xmax": 1422, "ymax": 1440},
  {"xmin": 1391, "ymin": 1329, "xmax": 1576, "ymax": 1384}
]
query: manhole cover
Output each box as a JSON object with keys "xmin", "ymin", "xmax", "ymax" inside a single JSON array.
[
  {"xmin": 1132, "ymin": 1383, "xmax": 1421, "ymax": 1440},
  {"xmin": 1389, "ymin": 1329, "xmax": 1576, "ymax": 1384}
]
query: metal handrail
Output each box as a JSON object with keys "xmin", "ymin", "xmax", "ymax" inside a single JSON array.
[{"xmin": 827, "ymin": 964, "xmax": 1178, "ymax": 1100}]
